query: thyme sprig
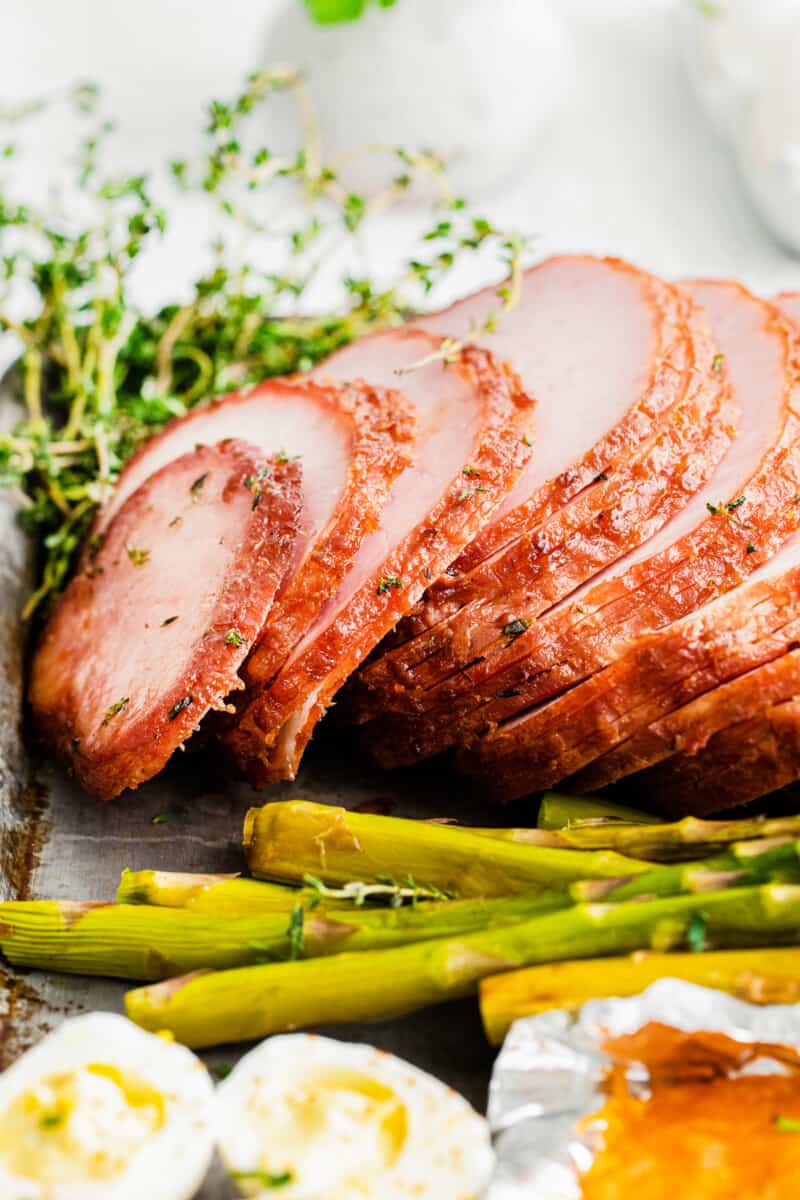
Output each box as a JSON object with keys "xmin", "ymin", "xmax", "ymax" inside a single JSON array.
[
  {"xmin": 302, "ymin": 872, "xmax": 456, "ymax": 908},
  {"xmin": 0, "ymin": 68, "xmax": 527, "ymax": 618}
]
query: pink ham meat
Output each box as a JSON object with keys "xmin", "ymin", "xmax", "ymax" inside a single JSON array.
[
  {"xmin": 361, "ymin": 279, "xmax": 791, "ymax": 768},
  {"xmin": 29, "ymin": 442, "xmax": 302, "ymax": 800},
  {"xmin": 94, "ymin": 377, "xmax": 414, "ymax": 691},
  {"xmin": 453, "ymin": 287, "xmax": 800, "ymax": 802},
  {"xmin": 220, "ymin": 330, "xmax": 532, "ymax": 786},
  {"xmin": 352, "ymin": 260, "xmax": 729, "ymax": 731}
]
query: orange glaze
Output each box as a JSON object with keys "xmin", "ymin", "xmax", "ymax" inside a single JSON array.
[{"xmin": 579, "ymin": 1022, "xmax": 800, "ymax": 1200}]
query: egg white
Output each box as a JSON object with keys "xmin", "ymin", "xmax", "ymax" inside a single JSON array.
[
  {"xmin": 0, "ymin": 1012, "xmax": 215, "ymax": 1200},
  {"xmin": 216, "ymin": 1033, "xmax": 494, "ymax": 1200}
]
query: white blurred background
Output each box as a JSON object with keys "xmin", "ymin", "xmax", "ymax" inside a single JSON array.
[{"xmin": 1, "ymin": 0, "xmax": 800, "ymax": 322}]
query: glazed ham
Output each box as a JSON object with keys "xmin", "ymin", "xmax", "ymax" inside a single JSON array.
[
  {"xmin": 351, "ymin": 262, "xmax": 729, "ymax": 734},
  {"xmin": 360, "ymin": 279, "xmax": 799, "ymax": 768},
  {"xmin": 452, "ymin": 287, "xmax": 800, "ymax": 801},
  {"xmin": 220, "ymin": 330, "xmax": 532, "ymax": 786},
  {"xmin": 29, "ymin": 443, "xmax": 302, "ymax": 800},
  {"xmin": 93, "ymin": 377, "xmax": 414, "ymax": 689}
]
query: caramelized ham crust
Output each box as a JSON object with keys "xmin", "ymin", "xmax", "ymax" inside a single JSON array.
[
  {"xmin": 221, "ymin": 330, "xmax": 533, "ymax": 786},
  {"xmin": 29, "ymin": 443, "xmax": 302, "ymax": 800},
  {"xmin": 352, "ymin": 263, "xmax": 729, "ymax": 741},
  {"xmin": 93, "ymin": 377, "xmax": 414, "ymax": 690}
]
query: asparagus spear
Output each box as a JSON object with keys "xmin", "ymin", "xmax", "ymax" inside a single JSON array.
[
  {"xmin": 243, "ymin": 800, "xmax": 654, "ymax": 897},
  {"xmin": 537, "ymin": 791, "xmax": 662, "ymax": 829},
  {"xmin": 116, "ymin": 869, "xmax": 347, "ymax": 914},
  {"xmin": 125, "ymin": 884, "xmax": 800, "ymax": 1048},
  {"xmin": 0, "ymin": 892, "xmax": 569, "ymax": 980},
  {"xmin": 473, "ymin": 814, "xmax": 800, "ymax": 861},
  {"xmin": 480, "ymin": 947, "xmax": 800, "ymax": 1044}
]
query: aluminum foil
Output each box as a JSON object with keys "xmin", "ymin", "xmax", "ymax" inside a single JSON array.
[{"xmin": 485, "ymin": 979, "xmax": 800, "ymax": 1199}]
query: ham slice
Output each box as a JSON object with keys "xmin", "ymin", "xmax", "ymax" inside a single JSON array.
[
  {"xmin": 459, "ymin": 530, "xmax": 800, "ymax": 803},
  {"xmin": 352, "ymin": 263, "xmax": 728, "ymax": 738},
  {"xmin": 453, "ymin": 288, "xmax": 800, "ymax": 801},
  {"xmin": 220, "ymin": 330, "xmax": 533, "ymax": 786},
  {"xmin": 94, "ymin": 377, "xmax": 413, "ymax": 690},
  {"xmin": 361, "ymin": 279, "xmax": 793, "ymax": 768},
  {"xmin": 619, "ymin": 695, "xmax": 800, "ymax": 817},
  {"xmin": 29, "ymin": 443, "xmax": 302, "ymax": 800}
]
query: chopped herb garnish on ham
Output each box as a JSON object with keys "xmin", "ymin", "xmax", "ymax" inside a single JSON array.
[
  {"xmin": 190, "ymin": 472, "xmax": 209, "ymax": 497},
  {"xmin": 377, "ymin": 576, "xmax": 404, "ymax": 594},
  {"xmin": 168, "ymin": 696, "xmax": 193, "ymax": 720},
  {"xmin": 502, "ymin": 618, "xmax": 531, "ymax": 639},
  {"xmin": 126, "ymin": 546, "xmax": 150, "ymax": 566},
  {"xmin": 224, "ymin": 628, "xmax": 245, "ymax": 647},
  {"xmin": 101, "ymin": 697, "xmax": 130, "ymax": 726}
]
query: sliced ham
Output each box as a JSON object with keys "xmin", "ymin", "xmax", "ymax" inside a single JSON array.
[
  {"xmin": 359, "ymin": 279, "xmax": 794, "ymax": 768},
  {"xmin": 458, "ymin": 531, "xmax": 800, "ymax": 803},
  {"xmin": 618, "ymin": 695, "xmax": 800, "ymax": 817},
  {"xmin": 352, "ymin": 264, "xmax": 728, "ymax": 735},
  {"xmin": 219, "ymin": 330, "xmax": 533, "ymax": 786},
  {"xmin": 452, "ymin": 288, "xmax": 800, "ymax": 801},
  {"xmin": 29, "ymin": 443, "xmax": 302, "ymax": 800},
  {"xmin": 94, "ymin": 377, "xmax": 413, "ymax": 690}
]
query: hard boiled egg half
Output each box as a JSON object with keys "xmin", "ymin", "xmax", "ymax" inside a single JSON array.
[
  {"xmin": 216, "ymin": 1034, "xmax": 494, "ymax": 1199},
  {"xmin": 0, "ymin": 1012, "xmax": 215, "ymax": 1200}
]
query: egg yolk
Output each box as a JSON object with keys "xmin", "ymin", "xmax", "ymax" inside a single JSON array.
[
  {"xmin": 248, "ymin": 1068, "xmax": 408, "ymax": 1194},
  {"xmin": 0, "ymin": 1063, "xmax": 165, "ymax": 1183}
]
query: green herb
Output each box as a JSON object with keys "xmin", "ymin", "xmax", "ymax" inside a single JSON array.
[
  {"xmin": 775, "ymin": 1115, "xmax": 800, "ymax": 1133},
  {"xmin": 287, "ymin": 904, "xmax": 305, "ymax": 960},
  {"xmin": 101, "ymin": 696, "xmax": 129, "ymax": 726},
  {"xmin": 39, "ymin": 1111, "xmax": 63, "ymax": 1129},
  {"xmin": 230, "ymin": 1168, "xmax": 293, "ymax": 1188},
  {"xmin": 712, "ymin": 352, "xmax": 725, "ymax": 372},
  {"xmin": 456, "ymin": 484, "xmax": 487, "ymax": 503},
  {"xmin": 694, "ymin": 0, "xmax": 719, "ymax": 17},
  {"xmin": 161, "ymin": 615, "xmax": 179, "ymax": 626},
  {"xmin": 151, "ymin": 813, "xmax": 171, "ymax": 825},
  {"xmin": 302, "ymin": 872, "xmax": 455, "ymax": 907},
  {"xmin": 522, "ymin": 433, "xmax": 533, "ymax": 447},
  {"xmin": 0, "ymin": 71, "xmax": 526, "ymax": 619},
  {"xmin": 224, "ymin": 627, "xmax": 245, "ymax": 647},
  {"xmin": 594, "ymin": 472, "xmax": 608, "ymax": 483},
  {"xmin": 377, "ymin": 575, "xmax": 403, "ymax": 594},
  {"xmin": 496, "ymin": 688, "xmax": 521, "ymax": 698},
  {"xmin": 126, "ymin": 547, "xmax": 150, "ymax": 566},
  {"xmin": 746, "ymin": 543, "xmax": 757, "ymax": 554},
  {"xmin": 687, "ymin": 910, "xmax": 708, "ymax": 953},
  {"xmin": 462, "ymin": 465, "xmax": 481, "ymax": 477},
  {"xmin": 502, "ymin": 617, "xmax": 530, "ymax": 640},
  {"xmin": 706, "ymin": 497, "xmax": 746, "ymax": 519},
  {"xmin": 190, "ymin": 472, "xmax": 208, "ymax": 497},
  {"xmin": 168, "ymin": 695, "xmax": 193, "ymax": 719},
  {"xmin": 212, "ymin": 1060, "xmax": 233, "ymax": 1080}
]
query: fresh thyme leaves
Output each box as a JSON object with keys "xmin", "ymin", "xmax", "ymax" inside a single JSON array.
[
  {"xmin": 101, "ymin": 696, "xmax": 129, "ymax": 726},
  {"xmin": 712, "ymin": 352, "xmax": 725, "ymax": 372},
  {"xmin": 377, "ymin": 575, "xmax": 403, "ymax": 594},
  {"xmin": 775, "ymin": 1115, "xmax": 800, "ymax": 1134},
  {"xmin": 746, "ymin": 542, "xmax": 757, "ymax": 554},
  {"xmin": 189, "ymin": 472, "xmax": 208, "ymax": 497},
  {"xmin": 302, "ymin": 872, "xmax": 455, "ymax": 907},
  {"xmin": 224, "ymin": 627, "xmax": 245, "ymax": 647},
  {"xmin": 126, "ymin": 546, "xmax": 150, "ymax": 566},
  {"xmin": 495, "ymin": 688, "xmax": 521, "ymax": 698},
  {"xmin": 687, "ymin": 911, "xmax": 708, "ymax": 953},
  {"xmin": 287, "ymin": 904, "xmax": 306, "ymax": 960},
  {"xmin": 462, "ymin": 465, "xmax": 481, "ymax": 477},
  {"xmin": 168, "ymin": 695, "xmax": 193, "ymax": 719},
  {"xmin": 502, "ymin": 617, "xmax": 530, "ymax": 640},
  {"xmin": 39, "ymin": 1111, "xmax": 64, "ymax": 1130},
  {"xmin": 522, "ymin": 432, "xmax": 533, "ymax": 447},
  {"xmin": 161, "ymin": 615, "xmax": 179, "ymax": 626},
  {"xmin": 456, "ymin": 484, "xmax": 487, "ymax": 503},
  {"xmin": 151, "ymin": 813, "xmax": 171, "ymax": 825},
  {"xmin": 231, "ymin": 1168, "xmax": 293, "ymax": 1188},
  {"xmin": 707, "ymin": 496, "xmax": 746, "ymax": 519},
  {"xmin": 0, "ymin": 70, "xmax": 526, "ymax": 619}
]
